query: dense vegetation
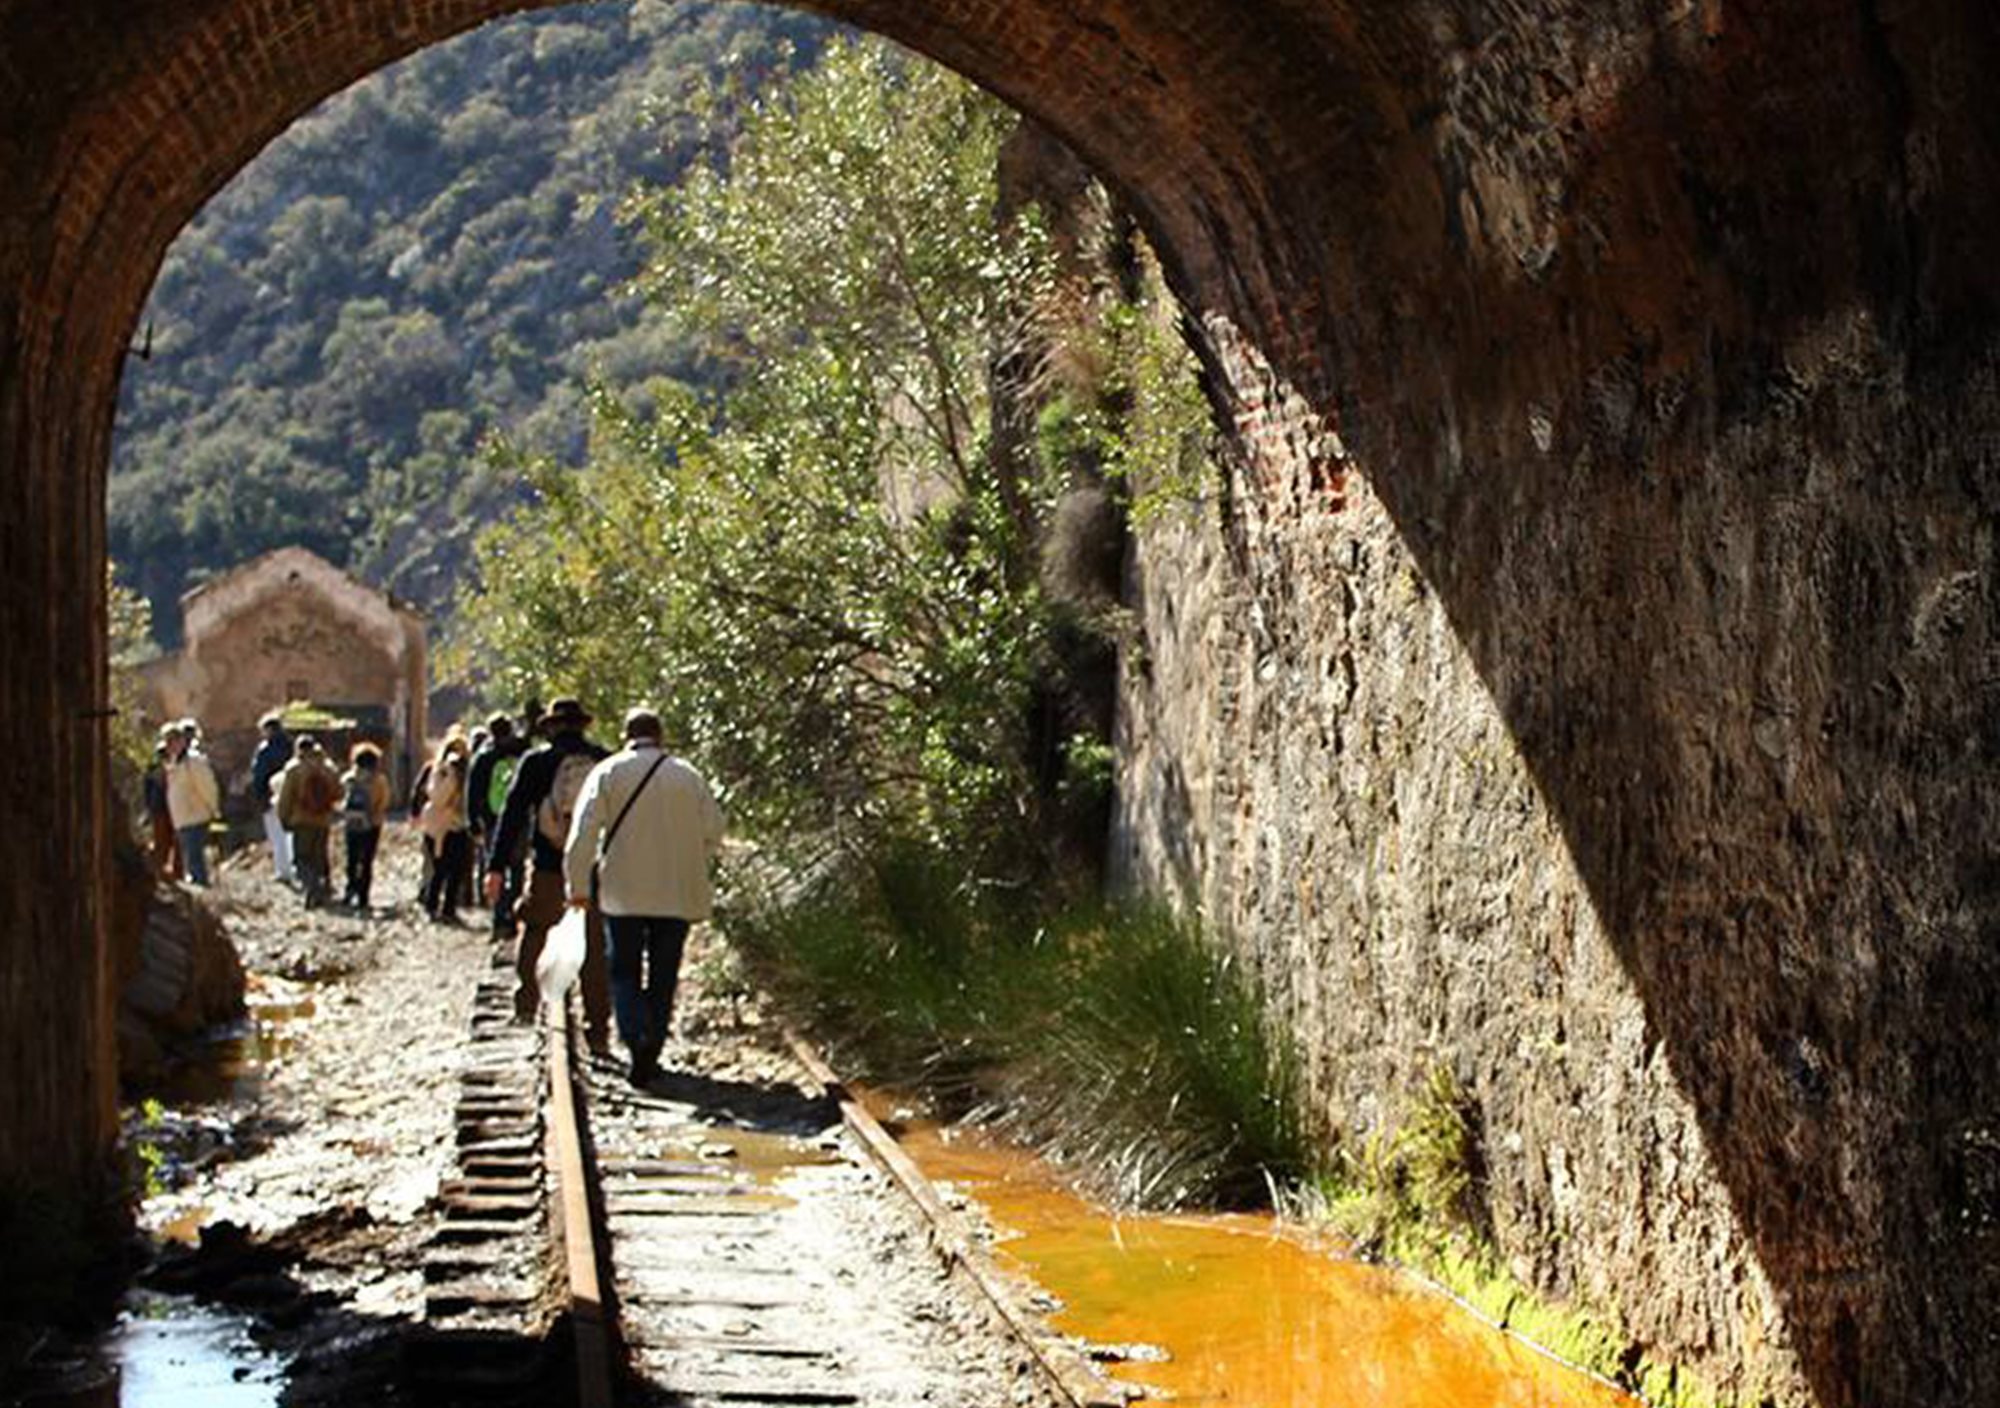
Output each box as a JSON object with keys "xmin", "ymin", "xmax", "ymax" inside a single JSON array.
[
  {"xmin": 116, "ymin": 0, "xmax": 1295, "ymax": 1212},
  {"xmin": 454, "ymin": 35, "xmax": 1300, "ymax": 1209},
  {"xmin": 112, "ymin": 1, "xmax": 826, "ymax": 644},
  {"xmin": 458, "ymin": 39, "xmax": 1064, "ymax": 864},
  {"xmin": 729, "ymin": 845, "xmax": 1315, "ymax": 1209}
]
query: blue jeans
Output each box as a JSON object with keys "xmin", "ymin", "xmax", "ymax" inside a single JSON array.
[
  {"xmin": 177, "ymin": 825, "xmax": 210, "ymax": 886},
  {"xmin": 603, "ymin": 915, "xmax": 690, "ymax": 1058}
]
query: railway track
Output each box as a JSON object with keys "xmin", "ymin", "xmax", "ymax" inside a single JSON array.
[{"xmin": 416, "ymin": 969, "xmax": 1114, "ymax": 1408}]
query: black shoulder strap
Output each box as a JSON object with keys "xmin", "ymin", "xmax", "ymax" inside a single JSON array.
[{"xmin": 600, "ymin": 752, "xmax": 670, "ymax": 864}]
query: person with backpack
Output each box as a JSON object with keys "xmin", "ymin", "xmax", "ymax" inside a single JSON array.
[
  {"xmin": 467, "ymin": 713, "xmax": 530, "ymax": 939},
  {"xmin": 277, "ymin": 735, "xmax": 343, "ymax": 908},
  {"xmin": 484, "ymin": 697, "xmax": 609, "ymax": 1047},
  {"xmin": 564, "ymin": 708, "xmax": 724, "ymax": 1087},
  {"xmin": 249, "ymin": 711, "xmax": 295, "ymax": 885},
  {"xmin": 418, "ymin": 733, "xmax": 473, "ymax": 923},
  {"xmin": 338, "ymin": 743, "xmax": 392, "ymax": 910}
]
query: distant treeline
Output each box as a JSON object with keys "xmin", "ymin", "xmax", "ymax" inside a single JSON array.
[{"xmin": 112, "ymin": 1, "xmax": 830, "ymax": 646}]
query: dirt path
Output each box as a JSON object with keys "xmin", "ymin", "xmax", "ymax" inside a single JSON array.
[
  {"xmin": 143, "ymin": 834, "xmax": 487, "ymax": 1310},
  {"xmin": 134, "ymin": 831, "xmax": 1062, "ymax": 1406}
]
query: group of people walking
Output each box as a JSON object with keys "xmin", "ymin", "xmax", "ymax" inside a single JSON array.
[
  {"xmin": 247, "ymin": 714, "xmax": 393, "ymax": 908},
  {"xmin": 166, "ymin": 696, "xmax": 723, "ymax": 1087},
  {"xmin": 471, "ymin": 698, "xmax": 724, "ymax": 1085}
]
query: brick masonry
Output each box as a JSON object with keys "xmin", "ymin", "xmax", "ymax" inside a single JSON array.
[{"xmin": 3, "ymin": 3, "xmax": 1999, "ymax": 1405}]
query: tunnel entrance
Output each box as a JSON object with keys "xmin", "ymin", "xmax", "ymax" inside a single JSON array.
[{"xmin": 8, "ymin": 4, "xmax": 2000, "ymax": 1407}]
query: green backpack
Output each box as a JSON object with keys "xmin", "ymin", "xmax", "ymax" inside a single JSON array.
[{"xmin": 487, "ymin": 755, "xmax": 519, "ymax": 819}]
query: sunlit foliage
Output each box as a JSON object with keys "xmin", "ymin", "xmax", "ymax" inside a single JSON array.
[
  {"xmin": 461, "ymin": 40, "xmax": 1061, "ymax": 862},
  {"xmin": 108, "ymin": 564, "xmax": 159, "ymax": 781}
]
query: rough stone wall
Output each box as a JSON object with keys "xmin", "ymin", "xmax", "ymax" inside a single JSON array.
[
  {"xmin": 1114, "ymin": 348, "xmax": 1795, "ymax": 1394},
  {"xmin": 1107, "ymin": 6, "xmax": 2000, "ymax": 1399}
]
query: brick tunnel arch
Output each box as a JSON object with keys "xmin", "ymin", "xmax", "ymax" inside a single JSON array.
[
  {"xmin": 8, "ymin": 5, "xmax": 2000, "ymax": 1407},
  {"xmin": 2, "ymin": 0, "xmax": 1371, "ymax": 1275}
]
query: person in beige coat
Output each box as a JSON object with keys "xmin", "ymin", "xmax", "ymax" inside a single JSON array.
[
  {"xmin": 163, "ymin": 720, "xmax": 221, "ymax": 886},
  {"xmin": 564, "ymin": 708, "xmax": 724, "ymax": 1086},
  {"xmin": 418, "ymin": 734, "xmax": 472, "ymax": 923},
  {"xmin": 277, "ymin": 736, "xmax": 343, "ymax": 908}
]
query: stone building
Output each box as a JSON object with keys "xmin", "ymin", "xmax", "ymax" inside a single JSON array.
[{"xmin": 141, "ymin": 547, "xmax": 427, "ymax": 799}]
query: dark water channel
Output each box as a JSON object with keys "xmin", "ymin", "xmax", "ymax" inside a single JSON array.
[
  {"xmin": 151, "ymin": 988, "xmax": 316, "ymax": 1108},
  {"xmin": 27, "ymin": 1293, "xmax": 283, "ymax": 1408},
  {"xmin": 37, "ymin": 988, "xmax": 321, "ymax": 1406}
]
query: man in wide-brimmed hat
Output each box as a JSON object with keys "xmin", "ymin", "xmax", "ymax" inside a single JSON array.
[{"xmin": 485, "ymin": 697, "xmax": 611, "ymax": 1048}]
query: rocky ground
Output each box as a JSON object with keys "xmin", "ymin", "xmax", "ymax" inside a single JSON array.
[{"xmin": 111, "ymin": 829, "xmax": 1060, "ymax": 1407}]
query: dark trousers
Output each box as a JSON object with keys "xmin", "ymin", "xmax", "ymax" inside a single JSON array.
[
  {"xmin": 490, "ymin": 854, "xmax": 525, "ymax": 939},
  {"xmin": 150, "ymin": 811, "xmax": 181, "ymax": 880},
  {"xmin": 343, "ymin": 826, "xmax": 381, "ymax": 906},
  {"xmin": 422, "ymin": 830, "xmax": 471, "ymax": 917},
  {"xmin": 604, "ymin": 915, "xmax": 691, "ymax": 1060}
]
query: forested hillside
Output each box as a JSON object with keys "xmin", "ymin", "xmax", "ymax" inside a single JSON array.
[{"xmin": 111, "ymin": 0, "xmax": 827, "ymax": 644}]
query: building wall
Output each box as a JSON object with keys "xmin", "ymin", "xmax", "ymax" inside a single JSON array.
[{"xmin": 144, "ymin": 554, "xmax": 425, "ymax": 794}]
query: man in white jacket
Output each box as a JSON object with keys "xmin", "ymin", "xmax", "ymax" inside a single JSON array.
[{"xmin": 564, "ymin": 708, "xmax": 724, "ymax": 1086}]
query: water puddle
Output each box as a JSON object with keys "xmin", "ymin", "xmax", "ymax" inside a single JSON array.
[
  {"xmin": 684, "ymin": 1126, "xmax": 842, "ymax": 1182},
  {"xmin": 885, "ymin": 1111, "xmax": 1637, "ymax": 1408},
  {"xmin": 633, "ymin": 1121, "xmax": 843, "ymax": 1219},
  {"xmin": 19, "ymin": 1293, "xmax": 282, "ymax": 1408},
  {"xmin": 154, "ymin": 979, "xmax": 317, "ymax": 1107},
  {"xmin": 152, "ymin": 1207, "xmax": 212, "ymax": 1248},
  {"xmin": 100, "ymin": 1293, "xmax": 283, "ymax": 1408}
]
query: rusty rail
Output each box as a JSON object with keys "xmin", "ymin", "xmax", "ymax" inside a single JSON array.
[
  {"xmin": 548, "ymin": 1009, "xmax": 616, "ymax": 1408},
  {"xmin": 780, "ymin": 1027, "xmax": 1126, "ymax": 1408}
]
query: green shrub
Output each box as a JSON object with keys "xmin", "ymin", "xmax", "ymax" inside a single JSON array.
[{"xmin": 726, "ymin": 842, "xmax": 1313, "ymax": 1209}]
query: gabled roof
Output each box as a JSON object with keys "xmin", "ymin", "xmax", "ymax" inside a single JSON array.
[
  {"xmin": 180, "ymin": 546, "xmax": 424, "ymax": 660},
  {"xmin": 181, "ymin": 546, "xmax": 420, "ymax": 619}
]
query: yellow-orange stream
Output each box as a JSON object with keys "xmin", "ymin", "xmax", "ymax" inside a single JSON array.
[{"xmin": 884, "ymin": 1112, "xmax": 1638, "ymax": 1408}]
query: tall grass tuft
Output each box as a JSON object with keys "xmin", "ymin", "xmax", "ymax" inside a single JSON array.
[
  {"xmin": 724, "ymin": 841, "xmax": 1315, "ymax": 1209},
  {"xmin": 991, "ymin": 903, "xmax": 1311, "ymax": 1208}
]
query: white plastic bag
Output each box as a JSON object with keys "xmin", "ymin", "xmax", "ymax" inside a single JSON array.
[{"xmin": 535, "ymin": 906, "xmax": 588, "ymax": 1008}]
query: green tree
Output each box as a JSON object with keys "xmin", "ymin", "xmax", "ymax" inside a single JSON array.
[
  {"xmin": 108, "ymin": 564, "xmax": 158, "ymax": 789},
  {"xmin": 461, "ymin": 40, "xmax": 1060, "ymax": 867}
]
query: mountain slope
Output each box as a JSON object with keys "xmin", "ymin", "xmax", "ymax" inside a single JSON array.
[{"xmin": 112, "ymin": 0, "xmax": 828, "ymax": 644}]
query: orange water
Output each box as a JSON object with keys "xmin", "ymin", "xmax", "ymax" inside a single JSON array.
[{"xmin": 890, "ymin": 1117, "xmax": 1637, "ymax": 1408}]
